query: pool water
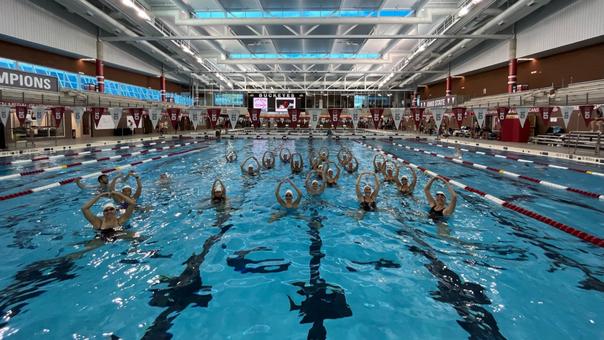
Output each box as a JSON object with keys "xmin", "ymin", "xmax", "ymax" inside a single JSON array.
[{"xmin": 0, "ymin": 137, "xmax": 602, "ymax": 339}]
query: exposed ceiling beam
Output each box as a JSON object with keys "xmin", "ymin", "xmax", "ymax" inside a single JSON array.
[
  {"xmin": 191, "ymin": 70, "xmax": 444, "ymax": 74},
  {"xmin": 101, "ymin": 34, "xmax": 513, "ymax": 42},
  {"xmin": 217, "ymin": 58, "xmax": 394, "ymax": 65}
]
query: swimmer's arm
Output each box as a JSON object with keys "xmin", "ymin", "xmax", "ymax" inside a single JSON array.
[
  {"xmin": 443, "ymin": 181, "xmax": 457, "ymax": 216},
  {"xmin": 133, "ymin": 174, "xmax": 142, "ymax": 199},
  {"xmin": 355, "ymin": 174, "xmax": 363, "ymax": 201},
  {"xmin": 292, "ymin": 181, "xmax": 303, "ymax": 207},
  {"xmin": 410, "ymin": 167, "xmax": 418, "ymax": 191},
  {"xmin": 75, "ymin": 178, "xmax": 91, "ymax": 190},
  {"xmin": 424, "ymin": 177, "xmax": 437, "ymax": 207},
  {"xmin": 394, "ymin": 166, "xmax": 402, "ymax": 187},
  {"xmin": 114, "ymin": 192, "xmax": 136, "ymax": 224},
  {"xmin": 372, "ymin": 173, "xmax": 380, "ymax": 199},
  {"xmin": 275, "ymin": 181, "xmax": 285, "ymax": 207},
  {"xmin": 334, "ymin": 165, "xmax": 341, "ymax": 180},
  {"xmin": 304, "ymin": 172, "xmax": 313, "ymax": 192},
  {"xmin": 81, "ymin": 193, "xmax": 106, "ymax": 228},
  {"xmin": 109, "ymin": 174, "xmax": 124, "ymax": 192}
]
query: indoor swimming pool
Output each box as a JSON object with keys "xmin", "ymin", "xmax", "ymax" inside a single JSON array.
[{"xmin": 0, "ymin": 137, "xmax": 602, "ymax": 340}]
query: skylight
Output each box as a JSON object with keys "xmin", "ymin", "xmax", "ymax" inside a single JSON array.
[
  {"xmin": 229, "ymin": 53, "xmax": 381, "ymax": 59},
  {"xmin": 194, "ymin": 9, "xmax": 413, "ymax": 19}
]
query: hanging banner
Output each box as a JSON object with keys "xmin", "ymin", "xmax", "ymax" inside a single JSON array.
[
  {"xmin": 167, "ymin": 108, "xmax": 181, "ymax": 130},
  {"xmin": 516, "ymin": 107, "xmax": 529, "ymax": 128},
  {"xmin": 188, "ymin": 109, "xmax": 201, "ymax": 128},
  {"xmin": 452, "ymin": 107, "xmax": 466, "ymax": 128},
  {"xmin": 308, "ymin": 109, "xmax": 322, "ymax": 130},
  {"xmin": 328, "ymin": 108, "xmax": 342, "ymax": 129},
  {"xmin": 560, "ymin": 106, "xmax": 573, "ymax": 128},
  {"xmin": 391, "ymin": 108, "xmax": 405, "ymax": 130},
  {"xmin": 72, "ymin": 107, "xmax": 85, "ymax": 127},
  {"xmin": 369, "ymin": 108, "xmax": 383, "ymax": 129},
  {"xmin": 149, "ymin": 108, "xmax": 162, "ymax": 128},
  {"xmin": 431, "ymin": 108, "xmax": 445, "ymax": 130},
  {"xmin": 15, "ymin": 105, "xmax": 27, "ymax": 126},
  {"xmin": 411, "ymin": 107, "xmax": 424, "ymax": 129},
  {"xmin": 248, "ymin": 108, "xmax": 261, "ymax": 128},
  {"xmin": 287, "ymin": 108, "xmax": 301, "ymax": 128},
  {"xmin": 497, "ymin": 107, "xmax": 510, "ymax": 121},
  {"xmin": 539, "ymin": 107, "xmax": 553, "ymax": 125},
  {"xmin": 108, "ymin": 107, "xmax": 123, "ymax": 127},
  {"xmin": 474, "ymin": 108, "xmax": 487, "ymax": 128},
  {"xmin": 91, "ymin": 107, "xmax": 106, "ymax": 128},
  {"xmin": 227, "ymin": 108, "xmax": 240, "ymax": 130},
  {"xmin": 51, "ymin": 107, "xmax": 64, "ymax": 128},
  {"xmin": 0, "ymin": 105, "xmax": 10, "ymax": 126},
  {"xmin": 207, "ymin": 108, "xmax": 221, "ymax": 129},
  {"xmin": 128, "ymin": 108, "xmax": 143, "ymax": 128},
  {"xmin": 32, "ymin": 106, "xmax": 46, "ymax": 122},
  {"xmin": 579, "ymin": 105, "xmax": 594, "ymax": 126}
]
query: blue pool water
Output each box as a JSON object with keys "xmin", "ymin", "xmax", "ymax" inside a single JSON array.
[{"xmin": 0, "ymin": 137, "xmax": 603, "ymax": 339}]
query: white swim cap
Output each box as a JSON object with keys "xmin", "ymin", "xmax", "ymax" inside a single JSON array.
[
  {"xmin": 401, "ymin": 175, "xmax": 408, "ymax": 180},
  {"xmin": 436, "ymin": 191, "xmax": 446, "ymax": 196},
  {"xmin": 215, "ymin": 186, "xmax": 223, "ymax": 192},
  {"xmin": 312, "ymin": 180, "xmax": 319, "ymax": 185},
  {"xmin": 285, "ymin": 189, "xmax": 293, "ymax": 196},
  {"xmin": 122, "ymin": 185, "xmax": 132, "ymax": 191},
  {"xmin": 364, "ymin": 185, "xmax": 372, "ymax": 191},
  {"xmin": 103, "ymin": 202, "xmax": 116, "ymax": 211}
]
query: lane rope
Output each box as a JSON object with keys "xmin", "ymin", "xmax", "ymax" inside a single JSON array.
[
  {"xmin": 391, "ymin": 143, "xmax": 604, "ymax": 201},
  {"xmin": 0, "ymin": 144, "xmax": 208, "ymax": 202},
  {"xmin": 413, "ymin": 139, "xmax": 604, "ymax": 177},
  {"xmin": 358, "ymin": 142, "xmax": 604, "ymax": 248}
]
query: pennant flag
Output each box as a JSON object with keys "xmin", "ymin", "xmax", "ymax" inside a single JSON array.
[
  {"xmin": 288, "ymin": 108, "xmax": 301, "ymax": 128},
  {"xmin": 51, "ymin": 107, "xmax": 65, "ymax": 128},
  {"xmin": 516, "ymin": 107, "xmax": 529, "ymax": 128},
  {"xmin": 15, "ymin": 105, "xmax": 27, "ymax": 126},
  {"xmin": 0, "ymin": 105, "xmax": 11, "ymax": 127},
  {"xmin": 560, "ymin": 106, "xmax": 573, "ymax": 128},
  {"xmin": 497, "ymin": 107, "xmax": 509, "ymax": 121},
  {"xmin": 227, "ymin": 108, "xmax": 240, "ymax": 130},
  {"xmin": 91, "ymin": 107, "xmax": 105, "ymax": 127},
  {"xmin": 539, "ymin": 107, "xmax": 553, "ymax": 125},
  {"xmin": 411, "ymin": 107, "xmax": 424, "ymax": 129},
  {"xmin": 452, "ymin": 107, "xmax": 466, "ymax": 128},
  {"xmin": 474, "ymin": 108, "xmax": 487, "ymax": 128},
  {"xmin": 579, "ymin": 105, "xmax": 594, "ymax": 126},
  {"xmin": 308, "ymin": 109, "xmax": 322, "ymax": 130},
  {"xmin": 432, "ymin": 108, "xmax": 445, "ymax": 130},
  {"xmin": 32, "ymin": 106, "xmax": 46, "ymax": 122},
  {"xmin": 328, "ymin": 108, "xmax": 342, "ymax": 129},
  {"xmin": 149, "ymin": 108, "xmax": 162, "ymax": 128},
  {"xmin": 109, "ymin": 107, "xmax": 123, "ymax": 127},
  {"xmin": 128, "ymin": 108, "xmax": 143, "ymax": 128},
  {"xmin": 248, "ymin": 108, "xmax": 261, "ymax": 128},
  {"xmin": 72, "ymin": 107, "xmax": 85, "ymax": 127},
  {"xmin": 167, "ymin": 108, "xmax": 181, "ymax": 130},
  {"xmin": 392, "ymin": 108, "xmax": 405, "ymax": 130},
  {"xmin": 369, "ymin": 108, "xmax": 383, "ymax": 129},
  {"xmin": 207, "ymin": 108, "xmax": 221, "ymax": 129},
  {"xmin": 188, "ymin": 109, "xmax": 202, "ymax": 128}
]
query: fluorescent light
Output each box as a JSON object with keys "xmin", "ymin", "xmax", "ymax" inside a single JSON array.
[
  {"xmin": 458, "ymin": 5, "xmax": 471, "ymax": 17},
  {"xmin": 137, "ymin": 9, "xmax": 150, "ymax": 20},
  {"xmin": 121, "ymin": 0, "xmax": 135, "ymax": 8},
  {"xmin": 417, "ymin": 44, "xmax": 426, "ymax": 52},
  {"xmin": 181, "ymin": 45, "xmax": 193, "ymax": 55}
]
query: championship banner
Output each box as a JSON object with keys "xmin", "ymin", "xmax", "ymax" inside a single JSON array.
[
  {"xmin": 51, "ymin": 107, "xmax": 64, "ymax": 128},
  {"xmin": 287, "ymin": 108, "xmax": 301, "ymax": 128},
  {"xmin": 188, "ymin": 109, "xmax": 202, "ymax": 128},
  {"xmin": 560, "ymin": 106, "xmax": 573, "ymax": 128},
  {"xmin": 15, "ymin": 105, "xmax": 27, "ymax": 126},
  {"xmin": 149, "ymin": 108, "xmax": 162, "ymax": 128},
  {"xmin": 32, "ymin": 106, "xmax": 46, "ymax": 122},
  {"xmin": 452, "ymin": 107, "xmax": 466, "ymax": 128},
  {"xmin": 72, "ymin": 107, "xmax": 85, "ymax": 127},
  {"xmin": 128, "ymin": 108, "xmax": 143, "ymax": 128},
  {"xmin": 391, "ymin": 108, "xmax": 405, "ymax": 130},
  {"xmin": 497, "ymin": 107, "xmax": 510, "ymax": 121},
  {"xmin": 328, "ymin": 108, "xmax": 342, "ymax": 129},
  {"xmin": 109, "ymin": 107, "xmax": 123, "ymax": 127},
  {"xmin": 248, "ymin": 108, "xmax": 261, "ymax": 128},
  {"xmin": 516, "ymin": 107, "xmax": 529, "ymax": 128},
  {"xmin": 369, "ymin": 108, "xmax": 383, "ymax": 129},
  {"xmin": 0, "ymin": 105, "xmax": 10, "ymax": 126},
  {"xmin": 431, "ymin": 108, "xmax": 445, "ymax": 130},
  {"xmin": 308, "ymin": 109, "xmax": 322, "ymax": 130},
  {"xmin": 579, "ymin": 105, "xmax": 594, "ymax": 126},
  {"xmin": 207, "ymin": 108, "xmax": 221, "ymax": 129},
  {"xmin": 411, "ymin": 107, "xmax": 424, "ymax": 129},
  {"xmin": 167, "ymin": 108, "xmax": 181, "ymax": 130},
  {"xmin": 227, "ymin": 108, "xmax": 240, "ymax": 130},
  {"xmin": 91, "ymin": 107, "xmax": 106, "ymax": 128},
  {"xmin": 539, "ymin": 107, "xmax": 553, "ymax": 125},
  {"xmin": 474, "ymin": 108, "xmax": 487, "ymax": 128}
]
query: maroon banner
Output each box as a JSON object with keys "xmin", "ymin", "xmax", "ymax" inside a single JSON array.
[
  {"xmin": 497, "ymin": 107, "xmax": 510, "ymax": 121},
  {"xmin": 248, "ymin": 108, "xmax": 261, "ymax": 128},
  {"xmin": 207, "ymin": 108, "xmax": 221, "ymax": 129},
  {"xmin": 328, "ymin": 108, "xmax": 342, "ymax": 129},
  {"xmin": 452, "ymin": 107, "xmax": 466, "ymax": 128},
  {"xmin": 167, "ymin": 108, "xmax": 181, "ymax": 130},
  {"xmin": 15, "ymin": 105, "xmax": 27, "ymax": 126},
  {"xmin": 538, "ymin": 107, "xmax": 553, "ymax": 125},
  {"xmin": 411, "ymin": 107, "xmax": 424, "ymax": 129},
  {"xmin": 129, "ymin": 108, "xmax": 143, "ymax": 128},
  {"xmin": 51, "ymin": 107, "xmax": 65, "ymax": 128},
  {"xmin": 369, "ymin": 108, "xmax": 383, "ymax": 129},
  {"xmin": 91, "ymin": 107, "xmax": 106, "ymax": 128},
  {"xmin": 579, "ymin": 105, "xmax": 594, "ymax": 126},
  {"xmin": 288, "ymin": 108, "xmax": 301, "ymax": 128}
]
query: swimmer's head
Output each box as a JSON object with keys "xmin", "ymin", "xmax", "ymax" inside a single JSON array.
[
  {"xmin": 311, "ymin": 180, "xmax": 319, "ymax": 189},
  {"xmin": 285, "ymin": 189, "xmax": 294, "ymax": 202},
  {"xmin": 102, "ymin": 202, "xmax": 116, "ymax": 216},
  {"xmin": 214, "ymin": 185, "xmax": 224, "ymax": 198},
  {"xmin": 247, "ymin": 165, "xmax": 254, "ymax": 173},
  {"xmin": 327, "ymin": 169, "xmax": 334, "ymax": 176},
  {"xmin": 387, "ymin": 168, "xmax": 393, "ymax": 176},
  {"xmin": 159, "ymin": 173, "xmax": 169, "ymax": 180},
  {"xmin": 363, "ymin": 185, "xmax": 372, "ymax": 195},
  {"xmin": 98, "ymin": 175, "xmax": 109, "ymax": 184},
  {"xmin": 401, "ymin": 175, "xmax": 408, "ymax": 184},
  {"xmin": 435, "ymin": 191, "xmax": 446, "ymax": 204},
  {"xmin": 121, "ymin": 185, "xmax": 132, "ymax": 196}
]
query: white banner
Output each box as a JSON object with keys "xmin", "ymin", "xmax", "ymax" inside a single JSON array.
[
  {"xmin": 0, "ymin": 105, "xmax": 10, "ymax": 126},
  {"xmin": 351, "ymin": 108, "xmax": 361, "ymax": 130},
  {"xmin": 32, "ymin": 106, "xmax": 46, "ymax": 121},
  {"xmin": 474, "ymin": 107, "xmax": 487, "ymax": 128},
  {"xmin": 149, "ymin": 108, "xmax": 162, "ymax": 128},
  {"xmin": 431, "ymin": 108, "xmax": 445, "ymax": 130},
  {"xmin": 72, "ymin": 107, "xmax": 85, "ymax": 126},
  {"xmin": 560, "ymin": 106, "xmax": 574, "ymax": 128},
  {"xmin": 391, "ymin": 108, "xmax": 405, "ymax": 130},
  {"xmin": 227, "ymin": 108, "xmax": 240, "ymax": 130},
  {"xmin": 188, "ymin": 109, "xmax": 202, "ymax": 128},
  {"xmin": 308, "ymin": 109, "xmax": 322, "ymax": 130},
  {"xmin": 516, "ymin": 107, "xmax": 529, "ymax": 128},
  {"xmin": 109, "ymin": 107, "xmax": 123, "ymax": 126}
]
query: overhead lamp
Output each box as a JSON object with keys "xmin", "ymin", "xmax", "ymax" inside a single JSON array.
[
  {"xmin": 137, "ymin": 9, "xmax": 151, "ymax": 20},
  {"xmin": 458, "ymin": 4, "xmax": 471, "ymax": 17},
  {"xmin": 181, "ymin": 45, "xmax": 193, "ymax": 55},
  {"xmin": 121, "ymin": 0, "xmax": 136, "ymax": 8},
  {"xmin": 417, "ymin": 44, "xmax": 426, "ymax": 52},
  {"xmin": 195, "ymin": 56, "xmax": 203, "ymax": 64}
]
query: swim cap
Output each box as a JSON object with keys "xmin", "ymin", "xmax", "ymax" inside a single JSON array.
[
  {"xmin": 285, "ymin": 189, "xmax": 293, "ymax": 196},
  {"xmin": 215, "ymin": 186, "xmax": 223, "ymax": 192},
  {"xmin": 103, "ymin": 202, "xmax": 116, "ymax": 211},
  {"xmin": 312, "ymin": 180, "xmax": 319, "ymax": 185},
  {"xmin": 401, "ymin": 175, "xmax": 408, "ymax": 180},
  {"xmin": 122, "ymin": 185, "xmax": 132, "ymax": 191},
  {"xmin": 436, "ymin": 191, "xmax": 446, "ymax": 196}
]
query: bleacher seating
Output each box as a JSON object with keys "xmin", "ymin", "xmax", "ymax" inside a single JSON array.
[
  {"xmin": 531, "ymin": 131, "xmax": 602, "ymax": 151},
  {"xmin": 461, "ymin": 86, "xmax": 554, "ymax": 108}
]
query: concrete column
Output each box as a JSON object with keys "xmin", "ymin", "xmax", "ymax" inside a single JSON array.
[
  {"xmin": 445, "ymin": 75, "xmax": 452, "ymax": 97},
  {"xmin": 160, "ymin": 72, "xmax": 166, "ymax": 102},
  {"xmin": 96, "ymin": 40, "xmax": 105, "ymax": 93},
  {"xmin": 508, "ymin": 36, "xmax": 517, "ymax": 93}
]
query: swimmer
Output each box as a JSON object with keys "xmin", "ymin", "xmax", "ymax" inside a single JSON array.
[
  {"xmin": 424, "ymin": 176, "xmax": 457, "ymax": 218},
  {"xmin": 240, "ymin": 156, "xmax": 260, "ymax": 176},
  {"xmin": 211, "ymin": 179, "xmax": 227, "ymax": 204},
  {"xmin": 373, "ymin": 154, "xmax": 386, "ymax": 174},
  {"xmin": 280, "ymin": 148, "xmax": 292, "ymax": 163},
  {"xmin": 275, "ymin": 178, "xmax": 302, "ymax": 209},
  {"xmin": 291, "ymin": 152, "xmax": 304, "ymax": 174},
  {"xmin": 76, "ymin": 174, "xmax": 110, "ymax": 192},
  {"xmin": 337, "ymin": 148, "xmax": 353, "ymax": 166},
  {"xmin": 81, "ymin": 191, "xmax": 136, "ymax": 232},
  {"xmin": 226, "ymin": 151, "xmax": 238, "ymax": 162},
  {"xmin": 344, "ymin": 156, "xmax": 359, "ymax": 173},
  {"xmin": 109, "ymin": 171, "xmax": 142, "ymax": 210},
  {"xmin": 319, "ymin": 147, "xmax": 329, "ymax": 161},
  {"xmin": 395, "ymin": 165, "xmax": 417, "ymax": 195},
  {"xmin": 305, "ymin": 170, "xmax": 325, "ymax": 196},
  {"xmin": 157, "ymin": 173, "xmax": 171, "ymax": 186},
  {"xmin": 262, "ymin": 151, "xmax": 276, "ymax": 169},
  {"xmin": 316, "ymin": 164, "xmax": 324, "ymax": 179},
  {"xmin": 356, "ymin": 172, "xmax": 379, "ymax": 211},
  {"xmin": 454, "ymin": 145, "xmax": 462, "ymax": 159},
  {"xmin": 323, "ymin": 162, "xmax": 340, "ymax": 186},
  {"xmin": 383, "ymin": 161, "xmax": 397, "ymax": 183}
]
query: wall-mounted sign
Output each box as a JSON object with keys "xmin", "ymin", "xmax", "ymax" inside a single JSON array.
[{"xmin": 0, "ymin": 67, "xmax": 59, "ymax": 92}]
